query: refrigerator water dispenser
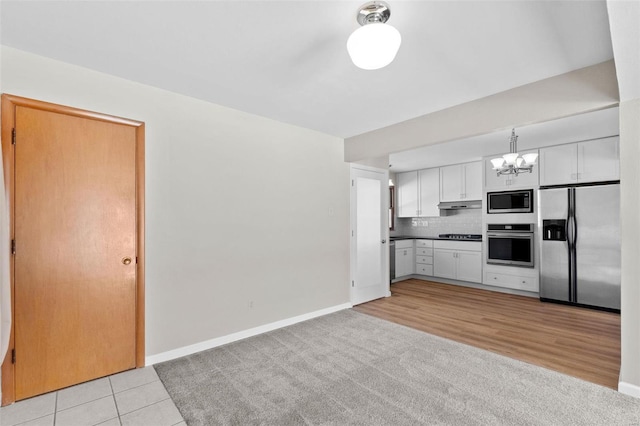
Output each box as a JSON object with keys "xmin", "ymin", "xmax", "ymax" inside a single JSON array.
[{"xmin": 543, "ymin": 220, "xmax": 566, "ymax": 241}]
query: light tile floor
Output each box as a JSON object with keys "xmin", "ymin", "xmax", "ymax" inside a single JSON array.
[{"xmin": 0, "ymin": 367, "xmax": 185, "ymax": 426}]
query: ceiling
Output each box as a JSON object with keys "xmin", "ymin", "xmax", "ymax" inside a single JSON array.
[
  {"xmin": 389, "ymin": 107, "xmax": 620, "ymax": 173},
  {"xmin": 0, "ymin": 1, "xmax": 614, "ymax": 139}
]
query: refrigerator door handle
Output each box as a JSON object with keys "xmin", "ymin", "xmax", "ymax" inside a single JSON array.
[
  {"xmin": 569, "ymin": 187, "xmax": 578, "ymax": 303},
  {"xmin": 566, "ymin": 188, "xmax": 576, "ymax": 302},
  {"xmin": 572, "ymin": 189, "xmax": 578, "ymax": 246}
]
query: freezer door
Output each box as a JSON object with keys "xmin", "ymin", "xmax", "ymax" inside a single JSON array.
[
  {"xmin": 539, "ymin": 188, "xmax": 571, "ymax": 302},
  {"xmin": 574, "ymin": 184, "xmax": 621, "ymax": 310}
]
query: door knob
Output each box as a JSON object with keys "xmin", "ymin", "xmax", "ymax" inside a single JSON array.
[
  {"xmin": 381, "ymin": 239, "xmax": 386, "ymax": 244},
  {"xmin": 122, "ymin": 257, "xmax": 132, "ymax": 265}
]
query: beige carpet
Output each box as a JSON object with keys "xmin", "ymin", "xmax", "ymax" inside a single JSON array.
[{"xmin": 155, "ymin": 309, "xmax": 640, "ymax": 425}]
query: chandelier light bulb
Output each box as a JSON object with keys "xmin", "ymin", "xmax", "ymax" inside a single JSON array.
[
  {"xmin": 491, "ymin": 158, "xmax": 505, "ymax": 170},
  {"xmin": 503, "ymin": 153, "xmax": 519, "ymax": 166},
  {"xmin": 522, "ymin": 152, "xmax": 539, "ymax": 165}
]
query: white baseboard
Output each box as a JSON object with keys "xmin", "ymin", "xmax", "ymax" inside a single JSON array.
[
  {"xmin": 145, "ymin": 302, "xmax": 352, "ymax": 366},
  {"xmin": 618, "ymin": 381, "xmax": 640, "ymax": 398}
]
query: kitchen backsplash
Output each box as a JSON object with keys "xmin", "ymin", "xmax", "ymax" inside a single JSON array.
[{"xmin": 391, "ymin": 208, "xmax": 482, "ymax": 237}]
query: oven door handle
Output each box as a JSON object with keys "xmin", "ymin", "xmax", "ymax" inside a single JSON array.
[{"xmin": 487, "ymin": 232, "xmax": 533, "ymax": 238}]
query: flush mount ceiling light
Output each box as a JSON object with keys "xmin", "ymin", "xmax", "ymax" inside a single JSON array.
[
  {"xmin": 347, "ymin": 1, "xmax": 401, "ymax": 70},
  {"xmin": 491, "ymin": 129, "xmax": 539, "ymax": 176}
]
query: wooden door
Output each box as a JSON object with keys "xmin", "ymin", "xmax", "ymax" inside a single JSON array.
[{"xmin": 1, "ymin": 95, "xmax": 145, "ymax": 403}]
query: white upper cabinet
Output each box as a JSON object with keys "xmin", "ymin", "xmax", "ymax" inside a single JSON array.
[
  {"xmin": 418, "ymin": 168, "xmax": 440, "ymax": 217},
  {"xmin": 397, "ymin": 171, "xmax": 418, "ymax": 218},
  {"xmin": 578, "ymin": 137, "xmax": 620, "ymax": 183},
  {"xmin": 439, "ymin": 165, "xmax": 463, "ymax": 202},
  {"xmin": 539, "ymin": 137, "xmax": 619, "ymax": 186},
  {"xmin": 440, "ymin": 161, "xmax": 482, "ymax": 202},
  {"xmin": 464, "ymin": 161, "xmax": 483, "ymax": 200},
  {"xmin": 539, "ymin": 143, "xmax": 578, "ymax": 185},
  {"xmin": 397, "ymin": 168, "xmax": 439, "ymax": 218},
  {"xmin": 484, "ymin": 149, "xmax": 540, "ymax": 190}
]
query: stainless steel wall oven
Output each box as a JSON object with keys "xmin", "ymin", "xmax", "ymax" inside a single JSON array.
[{"xmin": 486, "ymin": 224, "xmax": 534, "ymax": 267}]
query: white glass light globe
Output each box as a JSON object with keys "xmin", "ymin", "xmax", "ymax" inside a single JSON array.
[
  {"xmin": 522, "ymin": 152, "xmax": 539, "ymax": 165},
  {"xmin": 491, "ymin": 158, "xmax": 505, "ymax": 170},
  {"xmin": 347, "ymin": 23, "xmax": 401, "ymax": 70},
  {"xmin": 503, "ymin": 153, "xmax": 519, "ymax": 166}
]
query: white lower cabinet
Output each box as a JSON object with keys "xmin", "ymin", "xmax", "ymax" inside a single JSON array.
[
  {"xmin": 484, "ymin": 271, "xmax": 539, "ymax": 292},
  {"xmin": 456, "ymin": 251, "xmax": 482, "ymax": 282},
  {"xmin": 433, "ymin": 249, "xmax": 457, "ymax": 279},
  {"xmin": 433, "ymin": 241, "xmax": 482, "ymax": 283},
  {"xmin": 395, "ymin": 240, "xmax": 414, "ymax": 278},
  {"xmin": 415, "ymin": 239, "xmax": 434, "ymax": 276}
]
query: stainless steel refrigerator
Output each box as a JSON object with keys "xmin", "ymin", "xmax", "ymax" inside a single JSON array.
[{"xmin": 538, "ymin": 184, "xmax": 620, "ymax": 311}]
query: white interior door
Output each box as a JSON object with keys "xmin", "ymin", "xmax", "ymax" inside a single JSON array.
[{"xmin": 350, "ymin": 165, "xmax": 389, "ymax": 305}]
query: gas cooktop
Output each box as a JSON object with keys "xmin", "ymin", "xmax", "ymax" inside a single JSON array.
[{"xmin": 438, "ymin": 234, "xmax": 482, "ymax": 240}]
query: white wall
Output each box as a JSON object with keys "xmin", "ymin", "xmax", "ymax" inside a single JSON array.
[
  {"xmin": 619, "ymin": 99, "xmax": 640, "ymax": 396},
  {"xmin": 345, "ymin": 60, "xmax": 619, "ymax": 162},
  {"xmin": 0, "ymin": 47, "xmax": 350, "ymax": 358},
  {"xmin": 607, "ymin": 0, "xmax": 640, "ymax": 397}
]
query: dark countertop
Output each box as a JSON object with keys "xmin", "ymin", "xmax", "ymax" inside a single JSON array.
[{"xmin": 390, "ymin": 236, "xmax": 483, "ymax": 242}]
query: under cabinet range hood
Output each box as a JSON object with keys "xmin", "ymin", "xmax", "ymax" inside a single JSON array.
[{"xmin": 437, "ymin": 200, "xmax": 482, "ymax": 210}]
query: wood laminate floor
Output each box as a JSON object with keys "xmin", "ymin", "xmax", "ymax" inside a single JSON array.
[{"xmin": 354, "ymin": 279, "xmax": 620, "ymax": 389}]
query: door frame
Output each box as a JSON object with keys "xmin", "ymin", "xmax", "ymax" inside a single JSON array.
[
  {"xmin": 1, "ymin": 94, "xmax": 146, "ymax": 405},
  {"xmin": 349, "ymin": 163, "xmax": 390, "ymax": 305}
]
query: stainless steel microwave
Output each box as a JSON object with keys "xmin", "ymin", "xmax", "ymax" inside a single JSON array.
[{"xmin": 487, "ymin": 189, "xmax": 533, "ymax": 214}]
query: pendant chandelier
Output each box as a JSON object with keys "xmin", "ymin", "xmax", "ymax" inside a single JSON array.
[{"xmin": 491, "ymin": 129, "xmax": 538, "ymax": 176}]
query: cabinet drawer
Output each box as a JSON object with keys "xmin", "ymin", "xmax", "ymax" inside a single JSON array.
[
  {"xmin": 434, "ymin": 240, "xmax": 481, "ymax": 251},
  {"xmin": 415, "ymin": 247, "xmax": 433, "ymax": 256},
  {"xmin": 416, "ymin": 264, "xmax": 433, "ymax": 276},
  {"xmin": 416, "ymin": 255, "xmax": 433, "ymax": 265},
  {"xmin": 395, "ymin": 239, "xmax": 414, "ymax": 249},
  {"xmin": 416, "ymin": 239, "xmax": 433, "ymax": 248},
  {"xmin": 485, "ymin": 272, "xmax": 538, "ymax": 292}
]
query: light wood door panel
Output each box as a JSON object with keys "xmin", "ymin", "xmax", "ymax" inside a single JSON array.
[{"xmin": 14, "ymin": 106, "xmax": 137, "ymax": 399}]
